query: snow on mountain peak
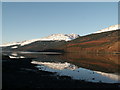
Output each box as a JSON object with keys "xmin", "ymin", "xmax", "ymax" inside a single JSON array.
[
  {"xmin": 40, "ymin": 33, "xmax": 79, "ymax": 41},
  {"xmin": 20, "ymin": 33, "xmax": 79, "ymax": 46},
  {"xmin": 94, "ymin": 24, "xmax": 120, "ymax": 34},
  {"xmin": 0, "ymin": 33, "xmax": 79, "ymax": 47}
]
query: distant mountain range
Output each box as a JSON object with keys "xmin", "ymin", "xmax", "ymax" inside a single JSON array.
[
  {"xmin": 1, "ymin": 24, "xmax": 120, "ymax": 53},
  {"xmin": 1, "ymin": 34, "xmax": 79, "ymax": 47},
  {"xmin": 1, "ymin": 34, "xmax": 79, "ymax": 52}
]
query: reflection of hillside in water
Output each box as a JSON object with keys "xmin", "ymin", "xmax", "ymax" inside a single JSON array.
[
  {"xmin": 17, "ymin": 52, "xmax": 120, "ymax": 74},
  {"xmin": 62, "ymin": 53, "xmax": 120, "ymax": 74}
]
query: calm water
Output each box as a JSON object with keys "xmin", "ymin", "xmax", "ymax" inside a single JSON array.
[{"xmin": 2, "ymin": 52, "xmax": 120, "ymax": 84}]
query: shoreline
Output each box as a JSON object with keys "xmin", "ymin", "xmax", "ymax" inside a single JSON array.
[
  {"xmin": 1, "ymin": 50, "xmax": 120, "ymax": 55},
  {"xmin": 2, "ymin": 55, "xmax": 120, "ymax": 88}
]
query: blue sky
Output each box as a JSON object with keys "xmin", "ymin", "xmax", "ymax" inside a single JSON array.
[{"xmin": 2, "ymin": 2, "xmax": 118, "ymax": 43}]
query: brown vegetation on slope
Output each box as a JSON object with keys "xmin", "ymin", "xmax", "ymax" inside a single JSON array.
[{"xmin": 58, "ymin": 30, "xmax": 120, "ymax": 53}]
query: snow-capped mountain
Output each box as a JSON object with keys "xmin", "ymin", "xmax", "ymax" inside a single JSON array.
[
  {"xmin": 1, "ymin": 24, "xmax": 119, "ymax": 48},
  {"xmin": 0, "ymin": 34, "xmax": 79, "ymax": 47},
  {"xmin": 20, "ymin": 34, "xmax": 79, "ymax": 46},
  {"xmin": 94, "ymin": 24, "xmax": 120, "ymax": 34}
]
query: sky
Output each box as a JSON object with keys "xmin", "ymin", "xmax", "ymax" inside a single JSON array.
[
  {"xmin": 2, "ymin": 0, "xmax": 120, "ymax": 2},
  {"xmin": 2, "ymin": 2, "xmax": 118, "ymax": 43}
]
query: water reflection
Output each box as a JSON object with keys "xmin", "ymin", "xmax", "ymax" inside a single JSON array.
[
  {"xmin": 31, "ymin": 60, "xmax": 119, "ymax": 83},
  {"xmin": 63, "ymin": 53, "xmax": 120, "ymax": 74},
  {"xmin": 3, "ymin": 52, "xmax": 120, "ymax": 83},
  {"xmin": 13, "ymin": 52, "xmax": 120, "ymax": 74},
  {"xmin": 31, "ymin": 61, "xmax": 77, "ymax": 70}
]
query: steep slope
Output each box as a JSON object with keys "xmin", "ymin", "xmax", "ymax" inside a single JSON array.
[{"xmin": 57, "ymin": 30, "xmax": 120, "ymax": 53}]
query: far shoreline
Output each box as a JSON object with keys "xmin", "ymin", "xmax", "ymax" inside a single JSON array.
[{"xmin": 1, "ymin": 50, "xmax": 120, "ymax": 55}]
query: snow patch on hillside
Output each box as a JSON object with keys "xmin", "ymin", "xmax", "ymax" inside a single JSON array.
[{"xmin": 11, "ymin": 46, "xmax": 18, "ymax": 49}]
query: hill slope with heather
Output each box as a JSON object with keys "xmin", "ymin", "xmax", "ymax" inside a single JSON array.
[{"xmin": 57, "ymin": 30, "xmax": 120, "ymax": 54}]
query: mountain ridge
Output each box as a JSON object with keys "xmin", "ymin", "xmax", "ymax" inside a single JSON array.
[
  {"xmin": 1, "ymin": 33, "xmax": 79, "ymax": 47},
  {"xmin": 93, "ymin": 24, "xmax": 120, "ymax": 34},
  {"xmin": 1, "ymin": 24, "xmax": 120, "ymax": 53}
]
